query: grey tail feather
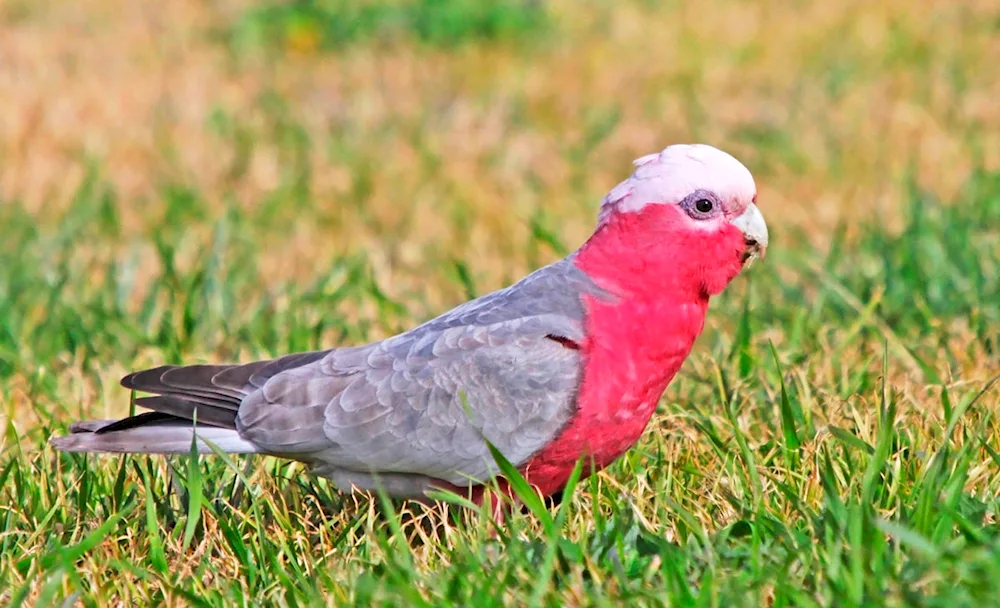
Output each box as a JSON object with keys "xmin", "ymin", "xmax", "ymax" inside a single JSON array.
[
  {"xmin": 117, "ymin": 351, "xmax": 331, "ymax": 425},
  {"xmin": 50, "ymin": 421, "xmax": 261, "ymax": 454},
  {"xmin": 51, "ymin": 352, "xmax": 331, "ymax": 456}
]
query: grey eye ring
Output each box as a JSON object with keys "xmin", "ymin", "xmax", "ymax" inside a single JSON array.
[{"xmin": 681, "ymin": 189, "xmax": 721, "ymax": 220}]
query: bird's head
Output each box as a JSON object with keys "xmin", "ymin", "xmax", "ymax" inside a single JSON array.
[{"xmin": 581, "ymin": 143, "xmax": 768, "ymax": 299}]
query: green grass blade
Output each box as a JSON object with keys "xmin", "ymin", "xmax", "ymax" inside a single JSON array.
[{"xmin": 181, "ymin": 425, "xmax": 204, "ymax": 553}]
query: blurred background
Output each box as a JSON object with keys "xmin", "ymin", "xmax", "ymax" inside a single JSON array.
[{"xmin": 3, "ymin": 0, "xmax": 997, "ymax": 250}]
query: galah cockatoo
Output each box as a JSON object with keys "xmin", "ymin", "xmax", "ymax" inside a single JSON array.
[{"xmin": 52, "ymin": 143, "xmax": 768, "ymax": 505}]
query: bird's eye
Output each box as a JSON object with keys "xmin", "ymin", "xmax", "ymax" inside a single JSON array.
[{"xmin": 682, "ymin": 190, "xmax": 720, "ymax": 219}]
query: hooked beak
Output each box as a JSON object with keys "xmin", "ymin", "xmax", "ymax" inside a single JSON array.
[{"xmin": 731, "ymin": 203, "xmax": 768, "ymax": 268}]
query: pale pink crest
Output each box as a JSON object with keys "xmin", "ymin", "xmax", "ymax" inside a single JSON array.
[{"xmin": 597, "ymin": 144, "xmax": 756, "ymax": 225}]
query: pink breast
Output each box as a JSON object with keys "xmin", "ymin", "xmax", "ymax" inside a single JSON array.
[{"xmin": 519, "ymin": 294, "xmax": 707, "ymax": 497}]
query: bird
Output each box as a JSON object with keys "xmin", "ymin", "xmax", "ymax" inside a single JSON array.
[{"xmin": 51, "ymin": 143, "xmax": 768, "ymax": 506}]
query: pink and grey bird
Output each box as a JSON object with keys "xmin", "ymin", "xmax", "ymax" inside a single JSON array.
[{"xmin": 52, "ymin": 143, "xmax": 768, "ymax": 503}]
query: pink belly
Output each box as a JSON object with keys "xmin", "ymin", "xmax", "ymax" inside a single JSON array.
[{"xmin": 517, "ymin": 370, "xmax": 675, "ymax": 497}]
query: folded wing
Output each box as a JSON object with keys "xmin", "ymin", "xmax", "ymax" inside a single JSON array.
[{"xmin": 238, "ymin": 313, "xmax": 584, "ymax": 486}]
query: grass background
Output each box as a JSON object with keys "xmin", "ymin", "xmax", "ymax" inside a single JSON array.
[{"xmin": 1, "ymin": 0, "xmax": 1000, "ymax": 604}]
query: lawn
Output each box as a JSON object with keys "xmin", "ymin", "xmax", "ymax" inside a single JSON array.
[{"xmin": 1, "ymin": 0, "xmax": 1000, "ymax": 605}]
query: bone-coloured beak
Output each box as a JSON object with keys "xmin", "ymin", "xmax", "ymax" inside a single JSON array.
[{"xmin": 731, "ymin": 203, "xmax": 768, "ymax": 267}]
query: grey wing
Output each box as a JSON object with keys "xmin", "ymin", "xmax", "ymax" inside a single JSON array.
[
  {"xmin": 236, "ymin": 313, "xmax": 583, "ymax": 487},
  {"xmin": 236, "ymin": 257, "xmax": 612, "ymax": 488}
]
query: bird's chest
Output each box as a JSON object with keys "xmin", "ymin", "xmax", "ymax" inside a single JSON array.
[
  {"xmin": 521, "ymin": 298, "xmax": 706, "ymax": 492},
  {"xmin": 573, "ymin": 328, "xmax": 695, "ymax": 463}
]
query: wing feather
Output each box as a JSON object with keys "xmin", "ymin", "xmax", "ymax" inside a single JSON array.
[{"xmin": 233, "ymin": 257, "xmax": 611, "ymax": 489}]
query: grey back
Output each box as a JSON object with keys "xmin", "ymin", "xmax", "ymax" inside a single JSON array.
[{"xmin": 235, "ymin": 257, "xmax": 614, "ymax": 486}]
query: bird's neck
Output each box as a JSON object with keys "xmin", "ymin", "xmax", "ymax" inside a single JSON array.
[
  {"xmin": 574, "ymin": 207, "xmax": 714, "ymax": 304},
  {"xmin": 572, "ymin": 209, "xmax": 712, "ymax": 378}
]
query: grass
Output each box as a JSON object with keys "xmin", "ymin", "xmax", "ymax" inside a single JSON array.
[
  {"xmin": 226, "ymin": 0, "xmax": 548, "ymax": 54},
  {"xmin": 2, "ymin": 0, "xmax": 1000, "ymax": 604}
]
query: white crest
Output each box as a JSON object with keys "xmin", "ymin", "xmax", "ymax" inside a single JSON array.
[{"xmin": 598, "ymin": 144, "xmax": 756, "ymax": 225}]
